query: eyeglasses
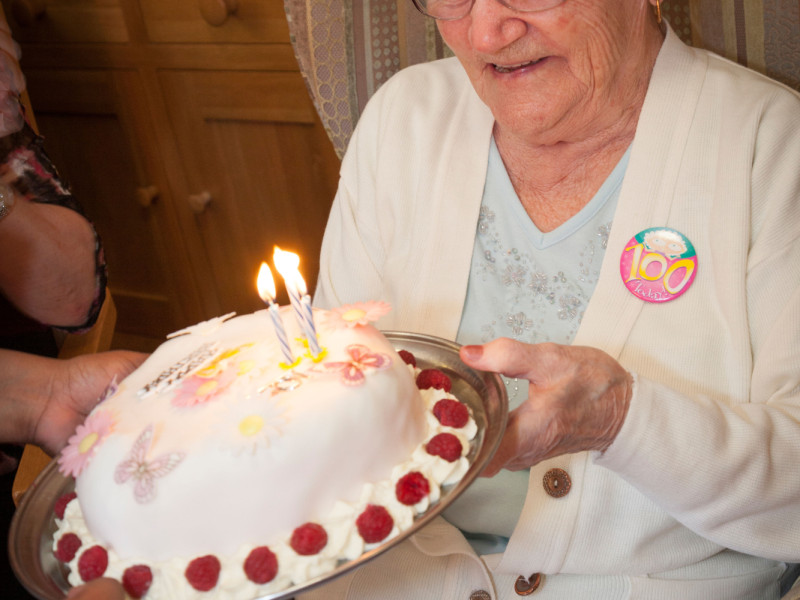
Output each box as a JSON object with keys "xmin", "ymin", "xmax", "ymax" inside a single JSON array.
[{"xmin": 410, "ymin": 0, "xmax": 566, "ymax": 21}]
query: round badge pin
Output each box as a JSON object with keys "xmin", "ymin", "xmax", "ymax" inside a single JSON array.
[{"xmin": 620, "ymin": 227, "xmax": 698, "ymax": 303}]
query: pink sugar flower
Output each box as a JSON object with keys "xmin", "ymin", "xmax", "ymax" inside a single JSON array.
[
  {"xmin": 171, "ymin": 366, "xmax": 237, "ymax": 408},
  {"xmin": 171, "ymin": 345, "xmax": 251, "ymax": 408},
  {"xmin": 326, "ymin": 301, "xmax": 391, "ymax": 330},
  {"xmin": 315, "ymin": 344, "xmax": 391, "ymax": 386},
  {"xmin": 58, "ymin": 409, "xmax": 115, "ymax": 477}
]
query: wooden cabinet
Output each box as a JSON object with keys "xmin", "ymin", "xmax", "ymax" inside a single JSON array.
[
  {"xmin": 139, "ymin": 0, "xmax": 288, "ymax": 42},
  {"xmin": 3, "ymin": 0, "xmax": 340, "ymax": 350}
]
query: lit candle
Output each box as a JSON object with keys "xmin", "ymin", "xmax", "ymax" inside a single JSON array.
[
  {"xmin": 273, "ymin": 247, "xmax": 304, "ymax": 331},
  {"xmin": 294, "ymin": 269, "xmax": 323, "ymax": 357},
  {"xmin": 273, "ymin": 247, "xmax": 322, "ymax": 357},
  {"xmin": 256, "ymin": 262, "xmax": 294, "ymax": 366}
]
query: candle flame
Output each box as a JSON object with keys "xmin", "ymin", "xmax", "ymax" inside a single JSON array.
[
  {"xmin": 273, "ymin": 246, "xmax": 308, "ymax": 295},
  {"xmin": 256, "ymin": 262, "xmax": 277, "ymax": 302},
  {"xmin": 273, "ymin": 246, "xmax": 299, "ymax": 270}
]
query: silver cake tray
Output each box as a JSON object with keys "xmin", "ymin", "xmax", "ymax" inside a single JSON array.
[{"xmin": 9, "ymin": 331, "xmax": 508, "ymax": 600}]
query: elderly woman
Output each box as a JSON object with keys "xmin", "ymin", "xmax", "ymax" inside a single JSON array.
[{"xmin": 311, "ymin": 0, "xmax": 800, "ymax": 598}]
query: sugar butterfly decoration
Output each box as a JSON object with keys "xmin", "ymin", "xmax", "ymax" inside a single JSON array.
[{"xmin": 114, "ymin": 425, "xmax": 185, "ymax": 504}]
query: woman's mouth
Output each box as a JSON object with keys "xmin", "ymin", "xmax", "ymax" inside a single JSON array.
[{"xmin": 492, "ymin": 57, "xmax": 546, "ymax": 73}]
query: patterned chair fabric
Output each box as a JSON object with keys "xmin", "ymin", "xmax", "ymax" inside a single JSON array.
[{"xmin": 283, "ymin": 0, "xmax": 800, "ymax": 159}]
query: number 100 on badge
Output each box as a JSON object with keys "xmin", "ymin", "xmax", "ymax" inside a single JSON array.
[{"xmin": 619, "ymin": 227, "xmax": 698, "ymax": 303}]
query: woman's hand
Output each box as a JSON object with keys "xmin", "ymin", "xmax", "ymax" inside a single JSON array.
[
  {"xmin": 460, "ymin": 339, "xmax": 633, "ymax": 476},
  {"xmin": 0, "ymin": 349, "xmax": 145, "ymax": 454},
  {"xmin": 32, "ymin": 351, "xmax": 147, "ymax": 455}
]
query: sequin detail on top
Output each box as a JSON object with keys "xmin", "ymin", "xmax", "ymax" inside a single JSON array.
[
  {"xmin": 456, "ymin": 139, "xmax": 629, "ymax": 406},
  {"xmin": 468, "ymin": 205, "xmax": 612, "ymax": 362}
]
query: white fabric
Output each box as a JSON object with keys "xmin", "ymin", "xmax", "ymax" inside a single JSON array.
[{"xmin": 312, "ymin": 25, "xmax": 800, "ymax": 600}]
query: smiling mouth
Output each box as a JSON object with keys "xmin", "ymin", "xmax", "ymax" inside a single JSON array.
[{"xmin": 492, "ymin": 57, "xmax": 546, "ymax": 73}]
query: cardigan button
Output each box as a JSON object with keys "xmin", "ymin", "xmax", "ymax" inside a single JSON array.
[
  {"xmin": 542, "ymin": 468, "xmax": 571, "ymax": 498},
  {"xmin": 469, "ymin": 590, "xmax": 491, "ymax": 600},
  {"xmin": 514, "ymin": 573, "xmax": 542, "ymax": 595}
]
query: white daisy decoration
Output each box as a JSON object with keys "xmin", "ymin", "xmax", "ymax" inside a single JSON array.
[{"xmin": 217, "ymin": 396, "xmax": 290, "ymax": 456}]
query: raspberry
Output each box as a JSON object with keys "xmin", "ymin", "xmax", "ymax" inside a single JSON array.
[
  {"xmin": 398, "ymin": 349, "xmax": 416, "ymax": 367},
  {"xmin": 122, "ymin": 565, "xmax": 153, "ymax": 599},
  {"xmin": 425, "ymin": 432, "xmax": 463, "ymax": 462},
  {"xmin": 77, "ymin": 545, "xmax": 108, "ymax": 581},
  {"xmin": 54, "ymin": 532, "xmax": 82, "ymax": 563},
  {"xmin": 432, "ymin": 398, "xmax": 469, "ymax": 428},
  {"xmin": 356, "ymin": 505, "xmax": 394, "ymax": 543},
  {"xmin": 416, "ymin": 368, "xmax": 452, "ymax": 392},
  {"xmin": 244, "ymin": 546, "xmax": 278, "ymax": 584},
  {"xmin": 185, "ymin": 555, "xmax": 221, "ymax": 591},
  {"xmin": 54, "ymin": 491, "xmax": 77, "ymax": 519},
  {"xmin": 290, "ymin": 523, "xmax": 328, "ymax": 555},
  {"xmin": 395, "ymin": 471, "xmax": 431, "ymax": 506}
]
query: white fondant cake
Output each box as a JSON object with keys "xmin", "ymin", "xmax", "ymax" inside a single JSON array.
[{"xmin": 53, "ymin": 303, "xmax": 477, "ymax": 599}]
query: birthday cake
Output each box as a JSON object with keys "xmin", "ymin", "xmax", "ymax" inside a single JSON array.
[{"xmin": 52, "ymin": 302, "xmax": 477, "ymax": 599}]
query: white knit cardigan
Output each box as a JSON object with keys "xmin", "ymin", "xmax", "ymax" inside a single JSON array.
[{"xmin": 312, "ymin": 25, "xmax": 800, "ymax": 600}]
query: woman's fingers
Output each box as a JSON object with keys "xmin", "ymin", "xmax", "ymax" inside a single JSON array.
[{"xmin": 461, "ymin": 340, "xmax": 633, "ymax": 472}]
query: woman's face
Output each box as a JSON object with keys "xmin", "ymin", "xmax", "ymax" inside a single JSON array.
[{"xmin": 437, "ymin": 0, "xmax": 658, "ymax": 144}]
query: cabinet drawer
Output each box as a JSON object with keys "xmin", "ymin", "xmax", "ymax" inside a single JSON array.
[
  {"xmin": 139, "ymin": 0, "xmax": 290, "ymax": 43},
  {"xmin": 1, "ymin": 0, "xmax": 128, "ymax": 43}
]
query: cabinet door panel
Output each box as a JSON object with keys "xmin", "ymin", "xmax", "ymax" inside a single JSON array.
[
  {"xmin": 139, "ymin": 0, "xmax": 289, "ymax": 43},
  {"xmin": 24, "ymin": 68, "xmax": 186, "ymax": 339},
  {"xmin": 159, "ymin": 69, "xmax": 339, "ymax": 314}
]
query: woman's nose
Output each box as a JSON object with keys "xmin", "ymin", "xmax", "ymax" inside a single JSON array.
[{"xmin": 467, "ymin": 0, "xmax": 528, "ymax": 54}]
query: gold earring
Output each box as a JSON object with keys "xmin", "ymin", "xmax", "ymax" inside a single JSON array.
[{"xmin": 654, "ymin": 0, "xmax": 662, "ymax": 24}]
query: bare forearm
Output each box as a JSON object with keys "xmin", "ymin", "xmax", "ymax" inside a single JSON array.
[
  {"xmin": 0, "ymin": 200, "xmax": 97, "ymax": 327},
  {"xmin": 0, "ymin": 349, "xmax": 54, "ymax": 448},
  {"xmin": 0, "ymin": 349, "xmax": 146, "ymax": 455}
]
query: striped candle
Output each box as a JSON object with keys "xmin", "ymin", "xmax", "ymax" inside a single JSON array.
[
  {"xmin": 300, "ymin": 293, "xmax": 322, "ymax": 356},
  {"xmin": 256, "ymin": 262, "xmax": 295, "ymax": 366},
  {"xmin": 284, "ymin": 273, "xmax": 306, "ymax": 334},
  {"xmin": 273, "ymin": 247, "xmax": 322, "ymax": 357},
  {"xmin": 267, "ymin": 301, "xmax": 294, "ymax": 365}
]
